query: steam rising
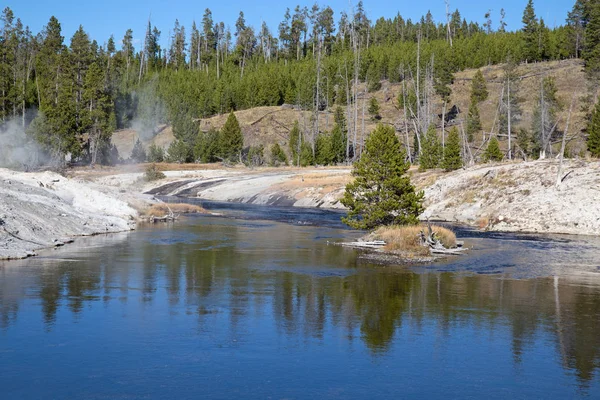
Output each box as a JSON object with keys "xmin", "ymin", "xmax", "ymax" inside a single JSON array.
[
  {"xmin": 0, "ymin": 114, "xmax": 48, "ymax": 170},
  {"xmin": 130, "ymin": 79, "xmax": 166, "ymax": 142}
]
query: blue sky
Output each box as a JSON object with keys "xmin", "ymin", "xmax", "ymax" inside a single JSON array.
[{"xmin": 4, "ymin": 0, "xmax": 573, "ymax": 49}]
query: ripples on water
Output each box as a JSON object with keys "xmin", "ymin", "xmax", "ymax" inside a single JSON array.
[{"xmin": 1, "ymin": 201, "xmax": 600, "ymax": 399}]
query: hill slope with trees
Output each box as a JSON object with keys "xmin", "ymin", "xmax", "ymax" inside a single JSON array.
[{"xmin": 1, "ymin": 0, "xmax": 599, "ymax": 170}]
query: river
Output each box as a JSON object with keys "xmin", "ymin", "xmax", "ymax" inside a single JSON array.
[{"xmin": 1, "ymin": 201, "xmax": 600, "ymax": 399}]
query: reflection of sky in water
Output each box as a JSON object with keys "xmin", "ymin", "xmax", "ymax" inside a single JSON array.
[{"xmin": 0, "ymin": 205, "xmax": 599, "ymax": 399}]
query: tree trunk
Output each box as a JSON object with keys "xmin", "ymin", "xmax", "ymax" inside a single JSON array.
[
  {"xmin": 556, "ymin": 95, "xmax": 575, "ymax": 187},
  {"xmin": 507, "ymin": 78, "xmax": 512, "ymax": 160}
]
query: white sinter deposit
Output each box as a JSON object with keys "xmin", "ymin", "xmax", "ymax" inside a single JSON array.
[{"xmin": 0, "ymin": 168, "xmax": 137, "ymax": 259}]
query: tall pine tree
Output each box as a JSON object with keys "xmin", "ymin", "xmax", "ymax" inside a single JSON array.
[
  {"xmin": 341, "ymin": 124, "xmax": 424, "ymax": 230},
  {"xmin": 587, "ymin": 99, "xmax": 600, "ymax": 157},
  {"xmin": 419, "ymin": 125, "xmax": 442, "ymax": 170},
  {"xmin": 522, "ymin": 0, "xmax": 539, "ymax": 62},
  {"xmin": 219, "ymin": 111, "xmax": 243, "ymax": 161},
  {"xmin": 443, "ymin": 127, "xmax": 462, "ymax": 171}
]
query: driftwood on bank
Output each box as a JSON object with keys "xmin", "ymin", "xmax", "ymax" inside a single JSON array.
[
  {"xmin": 148, "ymin": 213, "xmax": 179, "ymax": 223},
  {"xmin": 147, "ymin": 203, "xmax": 179, "ymax": 223},
  {"xmin": 338, "ymin": 240, "xmax": 386, "ymax": 249}
]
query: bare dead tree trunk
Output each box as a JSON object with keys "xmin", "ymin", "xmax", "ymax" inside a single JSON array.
[
  {"xmin": 445, "ymin": 0, "xmax": 453, "ymax": 47},
  {"xmin": 416, "ymin": 32, "xmax": 421, "ymax": 134},
  {"xmin": 441, "ymin": 100, "xmax": 446, "ymax": 150},
  {"xmin": 556, "ymin": 94, "xmax": 575, "ymax": 187},
  {"xmin": 507, "ymin": 78, "xmax": 512, "ymax": 160},
  {"xmin": 460, "ymin": 121, "xmax": 474, "ymax": 165},
  {"xmin": 313, "ymin": 37, "xmax": 322, "ymax": 158},
  {"xmin": 402, "ymin": 75, "xmax": 413, "ymax": 162},
  {"xmin": 344, "ymin": 61, "xmax": 352, "ymax": 162},
  {"xmin": 138, "ymin": 51, "xmax": 144, "ymax": 84},
  {"xmin": 361, "ymin": 93, "xmax": 366, "ymax": 156}
]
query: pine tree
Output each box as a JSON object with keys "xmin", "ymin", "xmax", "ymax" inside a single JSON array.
[
  {"xmin": 483, "ymin": 137, "xmax": 503, "ymax": 162},
  {"xmin": 289, "ymin": 120, "xmax": 301, "ymax": 165},
  {"xmin": 419, "ymin": 125, "xmax": 442, "ymax": 170},
  {"xmin": 194, "ymin": 129, "xmax": 221, "ymax": 163},
  {"xmin": 299, "ymin": 142, "xmax": 314, "ymax": 166},
  {"xmin": 315, "ymin": 132, "xmax": 333, "ymax": 165},
  {"xmin": 567, "ymin": 0, "xmax": 586, "ymax": 59},
  {"xmin": 83, "ymin": 61, "xmax": 114, "ymax": 165},
  {"xmin": 587, "ymin": 100, "xmax": 600, "ymax": 157},
  {"xmin": 366, "ymin": 64, "xmax": 381, "ymax": 92},
  {"xmin": 130, "ymin": 138, "xmax": 146, "ymax": 162},
  {"xmin": 466, "ymin": 100, "xmax": 482, "ymax": 142},
  {"xmin": 471, "ymin": 70, "xmax": 488, "ymax": 103},
  {"xmin": 443, "ymin": 127, "xmax": 462, "ymax": 171},
  {"xmin": 368, "ymin": 96, "xmax": 381, "ymax": 120},
  {"xmin": 147, "ymin": 143, "xmax": 165, "ymax": 162},
  {"xmin": 341, "ymin": 124, "xmax": 424, "ymax": 230},
  {"xmin": 219, "ymin": 111, "xmax": 243, "ymax": 161},
  {"xmin": 583, "ymin": 0, "xmax": 600, "ymax": 76},
  {"xmin": 522, "ymin": 0, "xmax": 539, "ymax": 62},
  {"xmin": 270, "ymin": 143, "xmax": 288, "ymax": 166},
  {"xmin": 330, "ymin": 123, "xmax": 347, "ymax": 163},
  {"xmin": 166, "ymin": 139, "xmax": 192, "ymax": 163}
]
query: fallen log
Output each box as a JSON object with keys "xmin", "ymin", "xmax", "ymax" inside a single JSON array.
[
  {"xmin": 149, "ymin": 214, "xmax": 179, "ymax": 223},
  {"xmin": 337, "ymin": 240, "xmax": 386, "ymax": 249}
]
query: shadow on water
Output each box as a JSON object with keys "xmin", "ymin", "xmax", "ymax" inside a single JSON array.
[{"xmin": 1, "ymin": 200, "xmax": 600, "ymax": 398}]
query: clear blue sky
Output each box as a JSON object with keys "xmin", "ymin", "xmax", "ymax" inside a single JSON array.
[{"xmin": 4, "ymin": 0, "xmax": 573, "ymax": 49}]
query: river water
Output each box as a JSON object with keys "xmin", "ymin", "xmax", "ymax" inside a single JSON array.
[{"xmin": 1, "ymin": 201, "xmax": 600, "ymax": 399}]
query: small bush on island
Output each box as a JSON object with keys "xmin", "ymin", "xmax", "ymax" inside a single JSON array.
[
  {"xmin": 370, "ymin": 225, "xmax": 457, "ymax": 255},
  {"xmin": 141, "ymin": 203, "xmax": 206, "ymax": 217}
]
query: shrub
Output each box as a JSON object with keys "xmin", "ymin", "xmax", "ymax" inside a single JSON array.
[
  {"xmin": 244, "ymin": 145, "xmax": 265, "ymax": 166},
  {"xmin": 483, "ymin": 137, "xmax": 503, "ymax": 162},
  {"xmin": 147, "ymin": 143, "xmax": 165, "ymax": 163},
  {"xmin": 372, "ymin": 225, "xmax": 457, "ymax": 255},
  {"xmin": 144, "ymin": 164, "xmax": 166, "ymax": 181},
  {"xmin": 270, "ymin": 143, "xmax": 288, "ymax": 166},
  {"xmin": 166, "ymin": 139, "xmax": 192, "ymax": 163}
]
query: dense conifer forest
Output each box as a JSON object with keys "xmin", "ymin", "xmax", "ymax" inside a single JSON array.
[{"xmin": 0, "ymin": 0, "xmax": 598, "ymax": 167}]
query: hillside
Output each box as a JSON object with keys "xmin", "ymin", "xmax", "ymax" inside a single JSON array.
[{"xmin": 111, "ymin": 59, "xmax": 590, "ymax": 161}]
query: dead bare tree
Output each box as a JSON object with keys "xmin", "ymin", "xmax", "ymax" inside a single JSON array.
[
  {"xmin": 445, "ymin": 0, "xmax": 453, "ymax": 47},
  {"xmin": 556, "ymin": 94, "xmax": 575, "ymax": 187}
]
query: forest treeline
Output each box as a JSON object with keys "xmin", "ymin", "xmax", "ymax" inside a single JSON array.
[{"xmin": 1, "ymin": 0, "xmax": 599, "ymax": 167}]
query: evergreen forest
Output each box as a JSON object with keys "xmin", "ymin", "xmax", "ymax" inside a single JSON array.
[{"xmin": 1, "ymin": 0, "xmax": 599, "ymax": 168}]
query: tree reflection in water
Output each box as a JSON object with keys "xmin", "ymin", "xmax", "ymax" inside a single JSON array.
[{"xmin": 1, "ymin": 216, "xmax": 599, "ymax": 389}]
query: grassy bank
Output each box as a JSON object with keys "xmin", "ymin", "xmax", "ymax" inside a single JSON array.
[{"xmin": 369, "ymin": 225, "xmax": 457, "ymax": 256}]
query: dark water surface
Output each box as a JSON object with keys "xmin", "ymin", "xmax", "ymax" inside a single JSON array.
[{"xmin": 1, "ymin": 202, "xmax": 600, "ymax": 399}]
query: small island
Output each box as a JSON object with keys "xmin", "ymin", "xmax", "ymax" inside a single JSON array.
[{"xmin": 337, "ymin": 123, "xmax": 464, "ymax": 261}]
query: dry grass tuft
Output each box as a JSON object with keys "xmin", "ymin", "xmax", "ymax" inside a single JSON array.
[
  {"xmin": 476, "ymin": 217, "xmax": 490, "ymax": 229},
  {"xmin": 142, "ymin": 203, "xmax": 207, "ymax": 217},
  {"xmin": 371, "ymin": 224, "xmax": 457, "ymax": 256}
]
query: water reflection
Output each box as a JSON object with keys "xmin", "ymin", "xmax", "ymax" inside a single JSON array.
[{"xmin": 1, "ymin": 214, "xmax": 600, "ymax": 392}]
